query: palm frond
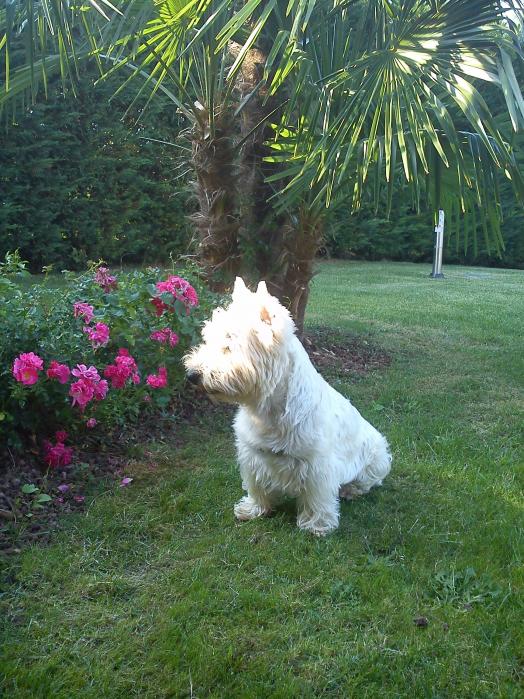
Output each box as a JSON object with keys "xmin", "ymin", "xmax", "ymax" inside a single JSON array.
[{"xmin": 265, "ymin": 0, "xmax": 524, "ymax": 253}]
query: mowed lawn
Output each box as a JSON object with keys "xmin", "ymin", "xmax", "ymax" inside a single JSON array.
[{"xmin": 1, "ymin": 261, "xmax": 523, "ymax": 698}]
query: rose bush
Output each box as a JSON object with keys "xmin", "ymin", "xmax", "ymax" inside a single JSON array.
[{"xmin": 0, "ymin": 255, "xmax": 216, "ymax": 459}]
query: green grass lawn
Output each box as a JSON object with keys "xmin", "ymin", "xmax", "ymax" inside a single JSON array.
[{"xmin": 1, "ymin": 261, "xmax": 523, "ymax": 698}]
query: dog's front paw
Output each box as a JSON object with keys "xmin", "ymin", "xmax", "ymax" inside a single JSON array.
[
  {"xmin": 234, "ymin": 496, "xmax": 271, "ymax": 521},
  {"xmin": 296, "ymin": 512, "xmax": 338, "ymax": 537}
]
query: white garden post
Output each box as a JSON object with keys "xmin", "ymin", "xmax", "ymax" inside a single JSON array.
[{"xmin": 430, "ymin": 209, "xmax": 445, "ymax": 279}]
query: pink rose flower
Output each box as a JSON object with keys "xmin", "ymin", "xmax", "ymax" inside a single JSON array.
[
  {"xmin": 72, "ymin": 364, "xmax": 101, "ymax": 382},
  {"xmin": 84, "ymin": 322, "xmax": 110, "ymax": 348},
  {"xmin": 150, "ymin": 328, "xmax": 179, "ymax": 347},
  {"xmin": 146, "ymin": 366, "xmax": 168, "ymax": 389},
  {"xmin": 182, "ymin": 285, "xmax": 198, "ymax": 307},
  {"xmin": 150, "ymin": 329, "xmax": 165, "ymax": 343},
  {"xmin": 151, "ymin": 297, "xmax": 169, "ymax": 317},
  {"xmin": 69, "ymin": 379, "xmax": 95, "ymax": 410},
  {"xmin": 73, "ymin": 302, "xmax": 94, "ymax": 324},
  {"xmin": 93, "ymin": 379, "xmax": 109, "ymax": 400},
  {"xmin": 47, "ymin": 360, "xmax": 71, "ymax": 384},
  {"xmin": 43, "ymin": 440, "xmax": 73, "ymax": 468},
  {"xmin": 104, "ymin": 350, "xmax": 139, "ymax": 388},
  {"xmin": 69, "ymin": 364, "xmax": 107, "ymax": 409},
  {"xmin": 95, "ymin": 267, "xmax": 118, "ymax": 292},
  {"xmin": 86, "ymin": 418, "xmax": 97, "ymax": 429},
  {"xmin": 55, "ymin": 431, "xmax": 68, "ymax": 443},
  {"xmin": 12, "ymin": 352, "xmax": 44, "ymax": 385},
  {"xmin": 154, "ymin": 275, "xmax": 198, "ymax": 311},
  {"xmin": 103, "ymin": 364, "xmax": 124, "ymax": 389}
]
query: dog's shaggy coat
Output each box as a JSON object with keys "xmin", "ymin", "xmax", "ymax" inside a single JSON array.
[{"xmin": 185, "ymin": 278, "xmax": 391, "ymax": 535}]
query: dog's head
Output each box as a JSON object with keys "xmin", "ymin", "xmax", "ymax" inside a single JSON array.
[{"xmin": 184, "ymin": 278, "xmax": 295, "ymax": 404}]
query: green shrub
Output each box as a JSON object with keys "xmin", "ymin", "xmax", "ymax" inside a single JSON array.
[{"xmin": 0, "ymin": 63, "xmax": 192, "ymax": 271}]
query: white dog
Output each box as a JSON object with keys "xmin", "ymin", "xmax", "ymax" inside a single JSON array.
[{"xmin": 184, "ymin": 278, "xmax": 391, "ymax": 535}]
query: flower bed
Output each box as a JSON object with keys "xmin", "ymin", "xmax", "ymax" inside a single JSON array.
[{"xmin": 0, "ymin": 255, "xmax": 216, "ymax": 463}]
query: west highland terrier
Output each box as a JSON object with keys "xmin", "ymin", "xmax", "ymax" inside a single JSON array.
[{"xmin": 184, "ymin": 278, "xmax": 391, "ymax": 535}]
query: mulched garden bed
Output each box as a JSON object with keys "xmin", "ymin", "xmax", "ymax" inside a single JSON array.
[
  {"xmin": 304, "ymin": 326, "xmax": 392, "ymax": 376},
  {"xmin": 1, "ymin": 327, "xmax": 391, "ymax": 553}
]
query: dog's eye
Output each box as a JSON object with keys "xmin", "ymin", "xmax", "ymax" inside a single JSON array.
[{"xmin": 223, "ymin": 346, "xmax": 231, "ymax": 354}]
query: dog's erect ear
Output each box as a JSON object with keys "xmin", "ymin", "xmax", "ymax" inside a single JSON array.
[
  {"xmin": 232, "ymin": 277, "xmax": 250, "ymax": 301},
  {"xmin": 233, "ymin": 277, "xmax": 247, "ymax": 293},
  {"xmin": 260, "ymin": 305, "xmax": 271, "ymax": 324},
  {"xmin": 256, "ymin": 280, "xmax": 269, "ymax": 296},
  {"xmin": 256, "ymin": 295, "xmax": 293, "ymax": 346},
  {"xmin": 257, "ymin": 305, "xmax": 274, "ymax": 347}
]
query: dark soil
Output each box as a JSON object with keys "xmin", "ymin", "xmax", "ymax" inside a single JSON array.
[
  {"xmin": 0, "ymin": 447, "xmax": 129, "ymax": 554},
  {"xmin": 304, "ymin": 326, "xmax": 392, "ymax": 377},
  {"xmin": 1, "ymin": 327, "xmax": 391, "ymax": 553}
]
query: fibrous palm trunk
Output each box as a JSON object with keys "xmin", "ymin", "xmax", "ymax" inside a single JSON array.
[
  {"xmin": 189, "ymin": 56, "xmax": 323, "ymax": 333},
  {"xmin": 190, "ymin": 111, "xmax": 241, "ymax": 291},
  {"xmin": 280, "ymin": 207, "xmax": 324, "ymax": 337},
  {"xmin": 236, "ymin": 48, "xmax": 288, "ymax": 297}
]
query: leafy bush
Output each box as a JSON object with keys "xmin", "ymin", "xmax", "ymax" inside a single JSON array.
[
  {"xmin": 0, "ymin": 62, "xmax": 192, "ymax": 272},
  {"xmin": 0, "ymin": 254, "xmax": 216, "ymax": 457},
  {"xmin": 328, "ymin": 206, "xmax": 433, "ymax": 263}
]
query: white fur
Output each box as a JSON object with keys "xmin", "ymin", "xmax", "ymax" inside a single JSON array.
[{"xmin": 184, "ymin": 278, "xmax": 392, "ymax": 536}]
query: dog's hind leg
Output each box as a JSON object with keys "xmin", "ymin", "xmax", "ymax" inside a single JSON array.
[
  {"xmin": 340, "ymin": 435, "xmax": 392, "ymax": 501},
  {"xmin": 296, "ymin": 475, "xmax": 340, "ymax": 536}
]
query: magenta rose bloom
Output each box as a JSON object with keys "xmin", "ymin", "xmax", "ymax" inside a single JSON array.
[
  {"xmin": 94, "ymin": 267, "xmax": 118, "ymax": 292},
  {"xmin": 47, "ymin": 360, "xmax": 71, "ymax": 384},
  {"xmin": 84, "ymin": 322, "xmax": 110, "ymax": 349},
  {"xmin": 72, "ymin": 364, "xmax": 101, "ymax": 382},
  {"xmin": 69, "ymin": 379, "xmax": 95, "ymax": 410},
  {"xmin": 93, "ymin": 379, "xmax": 109, "ymax": 401},
  {"xmin": 155, "ymin": 275, "xmax": 198, "ymax": 309},
  {"xmin": 104, "ymin": 349, "xmax": 139, "ymax": 388},
  {"xmin": 150, "ymin": 328, "xmax": 179, "ymax": 347},
  {"xmin": 43, "ymin": 440, "xmax": 73, "ymax": 468},
  {"xmin": 73, "ymin": 302, "xmax": 94, "ymax": 324},
  {"xmin": 146, "ymin": 366, "xmax": 168, "ymax": 389},
  {"xmin": 13, "ymin": 352, "xmax": 44, "ymax": 385}
]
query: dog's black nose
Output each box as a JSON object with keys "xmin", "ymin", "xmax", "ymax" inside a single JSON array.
[{"xmin": 187, "ymin": 370, "xmax": 203, "ymax": 386}]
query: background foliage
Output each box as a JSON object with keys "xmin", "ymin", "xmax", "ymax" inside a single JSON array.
[
  {"xmin": 2, "ymin": 70, "xmax": 522, "ymax": 271},
  {"xmin": 329, "ymin": 181, "xmax": 524, "ymax": 268},
  {"xmin": 0, "ymin": 63, "xmax": 191, "ymax": 272}
]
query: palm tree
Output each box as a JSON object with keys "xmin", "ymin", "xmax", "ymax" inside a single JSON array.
[{"xmin": 2, "ymin": 1, "xmax": 524, "ymax": 333}]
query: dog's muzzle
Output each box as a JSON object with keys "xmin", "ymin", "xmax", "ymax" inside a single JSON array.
[{"xmin": 186, "ymin": 370, "xmax": 203, "ymax": 387}]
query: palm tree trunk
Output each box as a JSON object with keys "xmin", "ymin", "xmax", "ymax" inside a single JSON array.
[
  {"xmin": 239, "ymin": 113, "xmax": 288, "ymax": 291},
  {"xmin": 280, "ymin": 208, "xmax": 324, "ymax": 337},
  {"xmin": 190, "ymin": 111, "xmax": 241, "ymax": 292},
  {"xmin": 236, "ymin": 48, "xmax": 288, "ymax": 295}
]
